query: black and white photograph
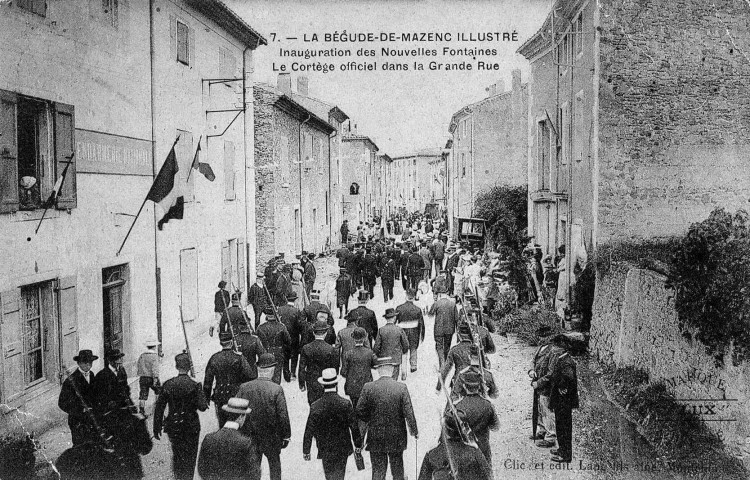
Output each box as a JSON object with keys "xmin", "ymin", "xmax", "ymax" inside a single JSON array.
[{"xmin": 1, "ymin": 0, "xmax": 750, "ymax": 478}]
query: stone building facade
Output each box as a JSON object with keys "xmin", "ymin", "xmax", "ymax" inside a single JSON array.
[
  {"xmin": 341, "ymin": 129, "xmax": 379, "ymax": 225},
  {"xmin": 447, "ymin": 70, "xmax": 528, "ymax": 222},
  {"xmin": 254, "ymin": 78, "xmax": 335, "ymax": 269},
  {"xmin": 391, "ymin": 149, "xmax": 443, "ymax": 214},
  {"xmin": 0, "ymin": 0, "xmax": 264, "ymax": 434}
]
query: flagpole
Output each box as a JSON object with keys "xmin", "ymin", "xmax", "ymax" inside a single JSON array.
[
  {"xmin": 185, "ymin": 135, "xmax": 202, "ymax": 183},
  {"xmin": 117, "ymin": 135, "xmax": 180, "ymax": 256},
  {"xmin": 34, "ymin": 157, "xmax": 73, "ymax": 235}
]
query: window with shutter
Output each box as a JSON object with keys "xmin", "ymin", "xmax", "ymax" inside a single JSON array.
[
  {"xmin": 237, "ymin": 239, "xmax": 246, "ymax": 293},
  {"xmin": 176, "ymin": 20, "xmax": 189, "ymax": 65},
  {"xmin": 57, "ymin": 276, "xmax": 79, "ymax": 382},
  {"xmin": 54, "ymin": 102, "xmax": 76, "ymax": 210},
  {"xmin": 1, "ymin": 289, "xmax": 24, "ymax": 404}
]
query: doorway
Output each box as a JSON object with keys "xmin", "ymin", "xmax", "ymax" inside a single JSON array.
[{"xmin": 102, "ymin": 265, "xmax": 127, "ymax": 357}]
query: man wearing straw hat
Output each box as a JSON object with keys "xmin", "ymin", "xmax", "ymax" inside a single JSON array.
[
  {"xmin": 153, "ymin": 352, "xmax": 208, "ymax": 480},
  {"xmin": 197, "ymin": 397, "xmax": 261, "ymax": 480},
  {"xmin": 136, "ymin": 339, "xmax": 161, "ymax": 416},
  {"xmin": 357, "ymin": 356, "xmax": 419, "ymax": 480},
  {"xmin": 236, "ymin": 353, "xmax": 291, "ymax": 480},
  {"xmin": 303, "ymin": 368, "xmax": 362, "ymax": 480}
]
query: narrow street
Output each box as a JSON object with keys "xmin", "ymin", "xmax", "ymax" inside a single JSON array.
[{"xmin": 37, "ymin": 254, "xmax": 670, "ymax": 479}]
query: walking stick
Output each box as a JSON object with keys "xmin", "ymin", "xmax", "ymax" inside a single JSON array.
[
  {"xmin": 178, "ymin": 306, "xmax": 196, "ymax": 377},
  {"xmin": 64, "ymin": 370, "xmax": 115, "ymax": 453}
]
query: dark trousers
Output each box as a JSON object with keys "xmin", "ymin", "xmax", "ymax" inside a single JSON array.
[
  {"xmin": 252, "ymin": 307, "xmax": 262, "ymax": 331},
  {"xmin": 435, "ymin": 334, "xmax": 453, "ymax": 388},
  {"xmin": 401, "ymin": 274, "xmax": 409, "ymax": 290},
  {"xmin": 322, "ymin": 455, "xmax": 349, "ymax": 480},
  {"xmin": 168, "ymin": 431, "xmax": 200, "ymax": 480},
  {"xmin": 390, "ymin": 364, "xmax": 401, "ymax": 380},
  {"xmin": 370, "ymin": 451, "xmax": 404, "ymax": 480},
  {"xmin": 554, "ymin": 407, "xmax": 573, "ymax": 459},
  {"xmin": 364, "ymin": 279, "xmax": 375, "ymax": 297},
  {"xmin": 382, "ymin": 283, "xmax": 394, "ymax": 302},
  {"xmin": 403, "ymin": 327, "xmax": 421, "ymax": 371},
  {"xmin": 68, "ymin": 416, "xmax": 95, "ymax": 446},
  {"xmin": 409, "ymin": 275, "xmax": 421, "ymax": 291},
  {"xmin": 262, "ymin": 450, "xmax": 282, "ymax": 480},
  {"xmin": 215, "ymin": 404, "xmax": 230, "ymax": 428},
  {"xmin": 285, "ymin": 345, "xmax": 299, "ymax": 381}
]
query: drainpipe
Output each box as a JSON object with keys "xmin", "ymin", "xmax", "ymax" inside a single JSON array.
[
  {"xmin": 298, "ymin": 113, "xmax": 311, "ymax": 252},
  {"xmin": 242, "ymin": 44, "xmax": 254, "ymax": 282},
  {"xmin": 148, "ymin": 0, "xmax": 161, "ymax": 352},
  {"xmin": 328, "ymin": 126, "xmax": 337, "ymax": 250}
]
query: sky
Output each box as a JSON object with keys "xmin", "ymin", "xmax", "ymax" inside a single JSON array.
[{"xmin": 228, "ymin": 0, "xmax": 553, "ymax": 156}]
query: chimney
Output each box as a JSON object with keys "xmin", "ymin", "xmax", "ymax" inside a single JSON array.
[
  {"xmin": 277, "ymin": 73, "xmax": 291, "ymax": 94},
  {"xmin": 495, "ymin": 79, "xmax": 505, "ymax": 94},
  {"xmin": 512, "ymin": 69, "xmax": 522, "ymax": 91},
  {"xmin": 297, "ymin": 76, "xmax": 309, "ymax": 96}
]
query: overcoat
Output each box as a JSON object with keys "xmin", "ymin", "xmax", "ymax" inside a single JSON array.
[{"xmin": 356, "ymin": 376, "xmax": 418, "ymax": 452}]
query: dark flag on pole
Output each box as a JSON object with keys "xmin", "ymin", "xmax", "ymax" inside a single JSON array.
[
  {"xmin": 157, "ymin": 196, "xmax": 185, "ymax": 230},
  {"xmin": 188, "ymin": 136, "xmax": 215, "ymax": 182},
  {"xmin": 147, "ymin": 146, "xmax": 179, "ymax": 203}
]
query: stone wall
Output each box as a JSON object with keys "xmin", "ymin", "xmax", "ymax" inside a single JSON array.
[
  {"xmin": 597, "ymin": 0, "xmax": 750, "ymax": 244},
  {"xmin": 592, "ymin": 263, "xmax": 750, "ymax": 460}
]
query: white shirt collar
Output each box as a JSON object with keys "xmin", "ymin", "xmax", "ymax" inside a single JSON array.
[
  {"xmin": 224, "ymin": 421, "xmax": 240, "ymax": 430},
  {"xmin": 78, "ymin": 368, "xmax": 91, "ymax": 381},
  {"xmin": 109, "ymin": 364, "xmax": 118, "ymax": 375}
]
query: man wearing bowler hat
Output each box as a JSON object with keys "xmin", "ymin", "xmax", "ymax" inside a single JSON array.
[
  {"xmin": 299, "ymin": 320, "xmax": 340, "ymax": 405},
  {"xmin": 303, "ymin": 368, "xmax": 362, "ymax": 480},
  {"xmin": 204, "ymin": 333, "xmax": 253, "ymax": 427},
  {"xmin": 356, "ymin": 357, "xmax": 419, "ymax": 480},
  {"xmin": 340, "ymin": 328, "xmax": 377, "ymax": 411},
  {"xmin": 373, "ymin": 309, "xmax": 409, "ymax": 380},
  {"xmin": 153, "ymin": 352, "xmax": 208, "ymax": 480},
  {"xmin": 213, "ymin": 280, "xmax": 231, "ymax": 337},
  {"xmin": 95, "ymin": 349, "xmax": 133, "ymax": 417},
  {"xmin": 346, "ymin": 290, "xmax": 378, "ymax": 348},
  {"xmin": 278, "ymin": 291, "xmax": 306, "ymax": 380},
  {"xmin": 58, "ymin": 349, "xmax": 99, "ymax": 445},
  {"xmin": 197, "ymin": 397, "xmax": 261, "ymax": 480},
  {"xmin": 236, "ymin": 354, "xmax": 291, "ymax": 480}
]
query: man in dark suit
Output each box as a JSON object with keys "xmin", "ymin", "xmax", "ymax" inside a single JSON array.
[
  {"xmin": 58, "ymin": 349, "xmax": 99, "ymax": 445},
  {"xmin": 197, "ymin": 397, "xmax": 261, "ymax": 480},
  {"xmin": 546, "ymin": 336, "xmax": 579, "ymax": 463},
  {"xmin": 340, "ymin": 328, "xmax": 376, "ymax": 411},
  {"xmin": 203, "ymin": 333, "xmax": 253, "ymax": 427},
  {"xmin": 274, "ymin": 263, "xmax": 292, "ymax": 307},
  {"xmin": 335, "ymin": 313, "xmax": 360, "ymax": 368},
  {"xmin": 439, "ymin": 323, "xmax": 476, "ymax": 392},
  {"xmin": 95, "ymin": 349, "xmax": 133, "ymax": 418},
  {"xmin": 219, "ymin": 293, "xmax": 252, "ymax": 341},
  {"xmin": 303, "ymin": 253, "xmax": 317, "ymax": 296},
  {"xmin": 335, "ymin": 267, "xmax": 356, "ymax": 319},
  {"xmin": 429, "ymin": 292, "xmax": 459, "ymax": 388},
  {"xmin": 277, "ymin": 292, "xmax": 305, "ymax": 380},
  {"xmin": 529, "ymin": 328, "xmax": 563, "ymax": 447},
  {"xmin": 395, "ymin": 289, "xmax": 425, "ymax": 373},
  {"xmin": 347, "ymin": 291, "xmax": 378, "ymax": 348},
  {"xmin": 303, "ymin": 368, "xmax": 362, "ymax": 480},
  {"xmin": 373, "ymin": 309, "xmax": 410, "ymax": 381},
  {"xmin": 380, "ymin": 253, "xmax": 396, "ymax": 303},
  {"xmin": 235, "ymin": 323, "xmax": 266, "ymax": 381},
  {"xmin": 247, "ymin": 273, "xmax": 270, "ymax": 330},
  {"xmin": 213, "ymin": 280, "xmax": 231, "ymax": 337},
  {"xmin": 362, "ymin": 248, "xmax": 379, "ymax": 298},
  {"xmin": 304, "ymin": 290, "xmax": 335, "ymax": 326},
  {"xmin": 256, "ymin": 308, "xmax": 292, "ymax": 384},
  {"xmin": 357, "ymin": 357, "xmax": 419, "ymax": 480},
  {"xmin": 236, "ymin": 354, "xmax": 291, "ymax": 480},
  {"xmin": 299, "ymin": 320, "xmax": 340, "ymax": 405},
  {"xmin": 419, "ymin": 410, "xmax": 492, "ymax": 480},
  {"xmin": 153, "ymin": 352, "xmax": 208, "ymax": 480},
  {"xmin": 399, "ymin": 245, "xmax": 410, "ymax": 291},
  {"xmin": 406, "ymin": 246, "xmax": 425, "ymax": 291}
]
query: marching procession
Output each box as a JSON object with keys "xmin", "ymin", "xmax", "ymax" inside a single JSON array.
[{"xmin": 53, "ymin": 217, "xmax": 580, "ymax": 480}]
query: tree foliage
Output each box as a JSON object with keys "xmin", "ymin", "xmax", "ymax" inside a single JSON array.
[{"xmin": 672, "ymin": 208, "xmax": 750, "ymax": 366}]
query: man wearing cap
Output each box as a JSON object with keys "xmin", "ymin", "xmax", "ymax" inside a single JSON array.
[
  {"xmin": 303, "ymin": 253, "xmax": 317, "ymax": 296},
  {"xmin": 278, "ymin": 292, "xmax": 305, "ymax": 380},
  {"xmin": 264, "ymin": 259, "xmax": 279, "ymax": 301},
  {"xmin": 429, "ymin": 291, "xmax": 459, "ymax": 388},
  {"xmin": 303, "ymin": 368, "xmax": 362, "ymax": 480},
  {"xmin": 58, "ymin": 349, "xmax": 99, "ymax": 445},
  {"xmin": 236, "ymin": 354, "xmax": 291, "ymax": 480},
  {"xmin": 197, "ymin": 397, "xmax": 261, "ymax": 480},
  {"xmin": 347, "ymin": 290, "xmax": 378, "ymax": 348},
  {"xmin": 438, "ymin": 323, "xmax": 475, "ymax": 392},
  {"xmin": 395, "ymin": 289, "xmax": 425, "ymax": 373},
  {"xmin": 341, "ymin": 328, "xmax": 377, "ymax": 411},
  {"xmin": 153, "ymin": 352, "xmax": 208, "ymax": 480},
  {"xmin": 136, "ymin": 339, "xmax": 161, "ymax": 415},
  {"xmin": 256, "ymin": 308, "xmax": 292, "ymax": 384},
  {"xmin": 454, "ymin": 371, "xmax": 499, "ymax": 467},
  {"xmin": 373, "ymin": 309, "xmax": 410, "ymax": 381},
  {"xmin": 213, "ymin": 281, "xmax": 231, "ymax": 337},
  {"xmin": 235, "ymin": 323, "xmax": 266, "ymax": 381},
  {"xmin": 419, "ymin": 410, "xmax": 492, "ymax": 480},
  {"xmin": 299, "ymin": 320, "xmax": 340, "ymax": 405},
  {"xmin": 452, "ymin": 345, "xmax": 498, "ymax": 400},
  {"xmin": 335, "ymin": 267, "xmax": 356, "ymax": 319},
  {"xmin": 220, "ymin": 292, "xmax": 252, "ymax": 341},
  {"xmin": 204, "ymin": 333, "xmax": 253, "ymax": 427},
  {"xmin": 357, "ymin": 357, "xmax": 419, "ymax": 480},
  {"xmin": 247, "ymin": 273, "xmax": 270, "ymax": 331}
]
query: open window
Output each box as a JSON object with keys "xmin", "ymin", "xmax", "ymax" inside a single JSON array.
[
  {"xmin": 350, "ymin": 182, "xmax": 360, "ymax": 195},
  {"xmin": 0, "ymin": 91, "xmax": 76, "ymax": 213}
]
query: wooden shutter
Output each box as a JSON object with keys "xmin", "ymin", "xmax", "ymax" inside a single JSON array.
[
  {"xmin": 0, "ymin": 90, "xmax": 19, "ymax": 213},
  {"xmin": 57, "ymin": 276, "xmax": 78, "ymax": 383},
  {"xmin": 1, "ymin": 289, "xmax": 24, "ymax": 404},
  {"xmin": 169, "ymin": 15, "xmax": 176, "ymax": 62},
  {"xmin": 188, "ymin": 23, "xmax": 195, "ymax": 68},
  {"xmin": 224, "ymin": 140, "xmax": 235, "ymax": 200},
  {"xmin": 237, "ymin": 239, "xmax": 246, "ymax": 293},
  {"xmin": 54, "ymin": 102, "xmax": 76, "ymax": 209},
  {"xmin": 221, "ymin": 240, "xmax": 231, "ymax": 286}
]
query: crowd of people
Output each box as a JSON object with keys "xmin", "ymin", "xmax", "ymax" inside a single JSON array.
[{"xmin": 54, "ymin": 215, "xmax": 579, "ymax": 480}]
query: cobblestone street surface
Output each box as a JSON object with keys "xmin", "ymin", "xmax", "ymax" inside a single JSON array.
[{"xmin": 36, "ymin": 255, "xmax": 669, "ymax": 479}]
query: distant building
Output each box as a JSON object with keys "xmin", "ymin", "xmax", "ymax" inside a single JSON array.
[
  {"xmin": 391, "ymin": 148, "xmax": 443, "ymax": 214},
  {"xmin": 0, "ymin": 0, "xmax": 264, "ymax": 433},
  {"xmin": 341, "ymin": 126, "xmax": 379, "ymax": 224},
  {"xmin": 447, "ymin": 70, "xmax": 528, "ymax": 223},
  {"xmin": 254, "ymin": 75, "xmax": 336, "ymax": 268}
]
